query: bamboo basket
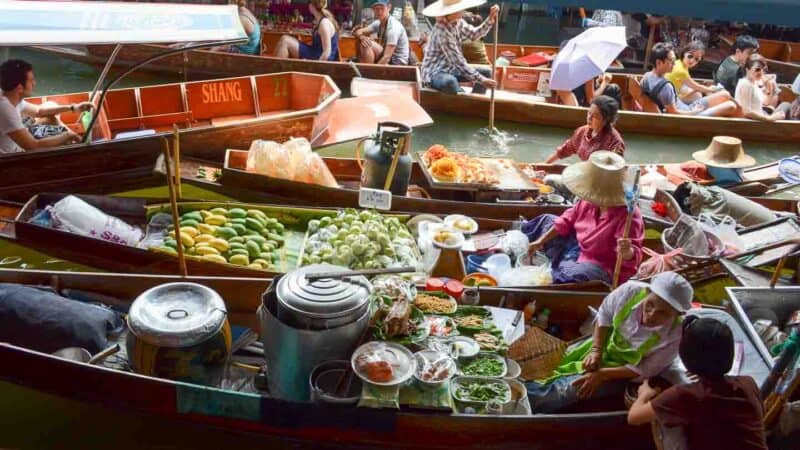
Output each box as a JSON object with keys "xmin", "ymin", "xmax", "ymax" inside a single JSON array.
[{"xmin": 507, "ymin": 326, "xmax": 566, "ymax": 381}]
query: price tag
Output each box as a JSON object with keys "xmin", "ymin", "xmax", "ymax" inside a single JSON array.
[{"xmin": 358, "ymin": 187, "xmax": 392, "ymax": 211}]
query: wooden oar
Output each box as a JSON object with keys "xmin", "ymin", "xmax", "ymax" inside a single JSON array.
[
  {"xmin": 161, "ymin": 136, "xmax": 188, "ymax": 277},
  {"xmin": 488, "ymin": 7, "xmax": 500, "ymax": 133},
  {"xmin": 612, "ymin": 168, "xmax": 641, "ymax": 289},
  {"xmin": 173, "ymin": 124, "xmax": 182, "ymax": 200}
]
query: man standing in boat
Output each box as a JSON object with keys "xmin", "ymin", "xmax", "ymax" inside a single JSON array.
[
  {"xmin": 353, "ymin": 0, "xmax": 411, "ymax": 66},
  {"xmin": 420, "ymin": 0, "xmax": 499, "ymax": 95},
  {"xmin": 0, "ymin": 59, "xmax": 93, "ymax": 154}
]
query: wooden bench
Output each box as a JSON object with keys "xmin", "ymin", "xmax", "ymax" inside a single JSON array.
[
  {"xmin": 627, "ymin": 77, "xmax": 661, "ymax": 113},
  {"xmin": 107, "ymin": 111, "xmax": 194, "ymax": 136}
]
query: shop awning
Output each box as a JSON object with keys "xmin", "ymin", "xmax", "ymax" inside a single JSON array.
[
  {"xmin": 519, "ymin": 1, "xmax": 800, "ymax": 27},
  {"xmin": 0, "ymin": 1, "xmax": 247, "ymax": 45}
]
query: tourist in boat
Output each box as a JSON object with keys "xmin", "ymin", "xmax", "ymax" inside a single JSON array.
[
  {"xmin": 353, "ymin": 0, "xmax": 410, "ymax": 66},
  {"xmin": 0, "ymin": 59, "xmax": 93, "ymax": 154},
  {"xmin": 791, "ymin": 74, "xmax": 800, "ymax": 120},
  {"xmin": 527, "ymin": 271, "xmax": 693, "ymax": 413},
  {"xmin": 420, "ymin": 0, "xmax": 500, "ymax": 95},
  {"xmin": 273, "ymin": 0, "xmax": 340, "ymax": 61},
  {"xmin": 667, "ymin": 41, "xmax": 729, "ymax": 105},
  {"xmin": 735, "ymin": 54, "xmax": 792, "ymax": 122},
  {"xmin": 628, "ymin": 317, "xmax": 768, "ymax": 450},
  {"xmin": 230, "ymin": 0, "xmax": 262, "ymax": 55},
  {"xmin": 715, "ymin": 34, "xmax": 759, "ymax": 97},
  {"xmin": 641, "ymin": 43, "xmax": 738, "ymax": 117},
  {"xmin": 525, "ymin": 151, "xmax": 643, "ymax": 285},
  {"xmin": 543, "ymin": 95, "xmax": 624, "ymax": 164}
]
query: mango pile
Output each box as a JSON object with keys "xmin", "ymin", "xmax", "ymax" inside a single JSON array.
[{"xmin": 163, "ymin": 207, "xmax": 285, "ymax": 270}]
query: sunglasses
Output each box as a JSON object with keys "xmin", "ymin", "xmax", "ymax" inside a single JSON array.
[
  {"xmin": 753, "ymin": 66, "xmax": 768, "ymax": 73},
  {"xmin": 685, "ymin": 53, "xmax": 702, "ymax": 62}
]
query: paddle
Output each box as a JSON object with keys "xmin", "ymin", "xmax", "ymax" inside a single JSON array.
[
  {"xmin": 161, "ymin": 135, "xmax": 188, "ymax": 277},
  {"xmin": 488, "ymin": 7, "xmax": 499, "ymax": 134},
  {"xmin": 612, "ymin": 168, "xmax": 641, "ymax": 289}
]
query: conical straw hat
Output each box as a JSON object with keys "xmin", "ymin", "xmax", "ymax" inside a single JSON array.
[
  {"xmin": 692, "ymin": 136, "xmax": 755, "ymax": 169},
  {"xmin": 562, "ymin": 151, "xmax": 627, "ymax": 207},
  {"xmin": 423, "ymin": 0, "xmax": 486, "ymax": 17}
]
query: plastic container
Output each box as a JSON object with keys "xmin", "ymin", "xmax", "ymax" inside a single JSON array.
[
  {"xmin": 426, "ymin": 278, "xmax": 445, "ymax": 292},
  {"xmin": 484, "ymin": 253, "xmax": 511, "ymax": 279},
  {"xmin": 465, "ymin": 253, "xmax": 490, "ymax": 274},
  {"xmin": 451, "ymin": 376, "xmax": 512, "ymax": 412},
  {"xmin": 444, "ymin": 280, "xmax": 464, "ymax": 299},
  {"xmin": 309, "ymin": 360, "xmax": 362, "ymax": 405}
]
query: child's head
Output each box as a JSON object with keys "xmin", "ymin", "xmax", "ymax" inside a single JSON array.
[{"xmin": 679, "ymin": 316, "xmax": 734, "ymax": 378}]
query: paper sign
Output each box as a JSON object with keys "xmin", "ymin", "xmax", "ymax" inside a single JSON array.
[{"xmin": 359, "ymin": 187, "xmax": 392, "ymax": 211}]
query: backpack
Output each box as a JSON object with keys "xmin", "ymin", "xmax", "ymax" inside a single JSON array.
[{"xmin": 641, "ymin": 77, "xmax": 675, "ymax": 112}]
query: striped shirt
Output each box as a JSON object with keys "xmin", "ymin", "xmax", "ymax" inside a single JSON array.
[{"xmin": 421, "ymin": 18, "xmax": 493, "ymax": 85}]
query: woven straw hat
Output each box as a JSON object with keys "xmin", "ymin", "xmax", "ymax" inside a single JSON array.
[
  {"xmin": 692, "ymin": 136, "xmax": 755, "ymax": 169},
  {"xmin": 423, "ymin": 0, "xmax": 486, "ymax": 17},
  {"xmin": 562, "ymin": 150, "xmax": 627, "ymax": 207}
]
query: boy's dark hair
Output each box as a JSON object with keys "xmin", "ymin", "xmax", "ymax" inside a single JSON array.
[
  {"xmin": 463, "ymin": 12, "xmax": 482, "ymax": 27},
  {"xmin": 679, "ymin": 316, "xmax": 734, "ymax": 378},
  {"xmin": 651, "ymin": 42, "xmax": 674, "ymax": 64},
  {"xmin": 732, "ymin": 34, "xmax": 760, "ymax": 53},
  {"xmin": 0, "ymin": 59, "xmax": 33, "ymax": 92}
]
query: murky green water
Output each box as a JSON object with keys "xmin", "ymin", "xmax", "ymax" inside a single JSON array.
[{"xmin": 2, "ymin": 46, "xmax": 798, "ymax": 269}]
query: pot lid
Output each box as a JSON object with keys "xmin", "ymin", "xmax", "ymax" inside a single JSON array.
[
  {"xmin": 128, "ymin": 282, "xmax": 227, "ymax": 347},
  {"xmin": 276, "ymin": 264, "xmax": 372, "ymax": 320}
]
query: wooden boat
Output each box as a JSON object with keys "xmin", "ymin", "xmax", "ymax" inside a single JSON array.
[
  {"xmin": 0, "ymin": 71, "xmax": 432, "ymax": 202},
  {"xmin": 0, "ymin": 268, "xmax": 773, "ymax": 449},
  {"xmin": 720, "ymin": 35, "xmax": 800, "ymax": 83},
  {"xmin": 421, "ymin": 66, "xmax": 800, "ymax": 144},
  {"xmin": 30, "ymin": 44, "xmax": 422, "ymax": 94}
]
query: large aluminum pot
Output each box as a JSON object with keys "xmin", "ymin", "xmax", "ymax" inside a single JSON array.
[{"xmin": 260, "ymin": 264, "xmax": 371, "ymax": 401}]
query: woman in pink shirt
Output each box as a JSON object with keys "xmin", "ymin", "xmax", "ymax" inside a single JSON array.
[{"xmin": 525, "ymin": 151, "xmax": 644, "ymax": 284}]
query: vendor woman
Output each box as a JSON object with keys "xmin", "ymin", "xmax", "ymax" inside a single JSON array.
[
  {"xmin": 525, "ymin": 151, "xmax": 643, "ymax": 284},
  {"xmin": 543, "ymin": 95, "xmax": 625, "ymax": 164},
  {"xmin": 527, "ymin": 271, "xmax": 693, "ymax": 413}
]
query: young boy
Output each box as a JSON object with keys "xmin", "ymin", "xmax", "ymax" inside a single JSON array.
[{"xmin": 628, "ymin": 317, "xmax": 768, "ymax": 450}]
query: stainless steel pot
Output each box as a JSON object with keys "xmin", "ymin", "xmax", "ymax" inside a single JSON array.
[{"xmin": 260, "ymin": 264, "xmax": 372, "ymax": 401}]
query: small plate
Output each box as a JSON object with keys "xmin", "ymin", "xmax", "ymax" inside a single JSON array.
[
  {"xmin": 352, "ymin": 341, "xmax": 416, "ymax": 387},
  {"xmin": 431, "ymin": 228, "xmax": 465, "ymax": 249},
  {"xmin": 444, "ymin": 214, "xmax": 479, "ymax": 235},
  {"xmin": 407, "ymin": 214, "xmax": 442, "ymax": 238}
]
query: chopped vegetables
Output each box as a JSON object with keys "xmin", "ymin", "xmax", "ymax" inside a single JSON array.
[
  {"xmin": 453, "ymin": 380, "xmax": 510, "ymax": 403},
  {"xmin": 460, "ymin": 356, "xmax": 505, "ymax": 377}
]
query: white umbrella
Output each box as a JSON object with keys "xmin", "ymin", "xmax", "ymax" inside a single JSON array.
[{"xmin": 549, "ymin": 26, "xmax": 627, "ymax": 91}]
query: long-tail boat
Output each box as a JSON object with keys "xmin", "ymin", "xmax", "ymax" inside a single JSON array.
[
  {"xmin": 0, "ymin": 72, "xmax": 431, "ymax": 202},
  {"xmin": 720, "ymin": 35, "xmax": 800, "ymax": 83},
  {"xmin": 0, "ymin": 267, "xmax": 781, "ymax": 450},
  {"xmin": 421, "ymin": 66, "xmax": 800, "ymax": 143}
]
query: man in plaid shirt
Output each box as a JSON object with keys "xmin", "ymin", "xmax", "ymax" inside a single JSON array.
[{"xmin": 421, "ymin": 0, "xmax": 499, "ymax": 95}]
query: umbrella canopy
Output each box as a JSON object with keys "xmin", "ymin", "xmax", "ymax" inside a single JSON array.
[{"xmin": 549, "ymin": 26, "xmax": 627, "ymax": 91}]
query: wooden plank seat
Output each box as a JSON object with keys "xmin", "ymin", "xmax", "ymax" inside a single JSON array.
[
  {"xmin": 627, "ymin": 77, "xmax": 660, "ymax": 113},
  {"xmin": 107, "ymin": 111, "xmax": 193, "ymax": 137}
]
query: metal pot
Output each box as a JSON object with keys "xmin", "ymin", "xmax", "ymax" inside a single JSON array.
[
  {"xmin": 260, "ymin": 264, "xmax": 372, "ymax": 401},
  {"xmin": 126, "ymin": 282, "xmax": 230, "ymax": 385}
]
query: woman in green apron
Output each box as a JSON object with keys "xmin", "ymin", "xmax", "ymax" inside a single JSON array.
[{"xmin": 527, "ymin": 271, "xmax": 694, "ymax": 413}]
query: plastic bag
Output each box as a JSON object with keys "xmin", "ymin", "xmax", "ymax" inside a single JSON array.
[
  {"xmin": 636, "ymin": 247, "xmax": 683, "ymax": 279},
  {"xmin": 138, "ymin": 212, "xmax": 173, "ymax": 249},
  {"xmin": 245, "ymin": 138, "xmax": 338, "ymax": 188},
  {"xmin": 498, "ymin": 264, "xmax": 553, "ymax": 287},
  {"xmin": 499, "ymin": 230, "xmax": 530, "ymax": 261},
  {"xmin": 697, "ymin": 213, "xmax": 744, "ymax": 255},
  {"xmin": 47, "ymin": 195, "xmax": 142, "ymax": 246},
  {"xmin": 640, "ymin": 165, "xmax": 673, "ymax": 198},
  {"xmin": 664, "ymin": 214, "xmax": 709, "ymax": 256}
]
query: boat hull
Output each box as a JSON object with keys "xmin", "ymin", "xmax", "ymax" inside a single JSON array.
[{"xmin": 420, "ymin": 89, "xmax": 800, "ymax": 143}]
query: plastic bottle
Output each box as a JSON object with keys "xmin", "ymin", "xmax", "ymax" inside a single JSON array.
[{"xmin": 534, "ymin": 308, "xmax": 550, "ymax": 330}]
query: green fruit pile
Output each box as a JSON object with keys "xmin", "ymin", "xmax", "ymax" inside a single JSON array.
[{"xmin": 162, "ymin": 207, "xmax": 285, "ymax": 270}]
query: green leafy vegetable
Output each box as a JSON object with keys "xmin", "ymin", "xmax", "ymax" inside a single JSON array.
[
  {"xmin": 461, "ymin": 356, "xmax": 505, "ymax": 377},
  {"xmin": 454, "ymin": 380, "xmax": 510, "ymax": 402}
]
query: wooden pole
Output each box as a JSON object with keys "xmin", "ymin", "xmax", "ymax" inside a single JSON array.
[
  {"xmin": 612, "ymin": 169, "xmax": 641, "ymax": 289},
  {"xmin": 643, "ymin": 23, "xmax": 656, "ymax": 70},
  {"xmin": 172, "ymin": 124, "xmax": 182, "ymax": 200},
  {"xmin": 488, "ymin": 6, "xmax": 500, "ymax": 133},
  {"xmin": 161, "ymin": 136, "xmax": 188, "ymax": 278}
]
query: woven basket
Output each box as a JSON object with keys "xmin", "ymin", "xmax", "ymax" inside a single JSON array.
[{"xmin": 508, "ymin": 326, "xmax": 567, "ymax": 381}]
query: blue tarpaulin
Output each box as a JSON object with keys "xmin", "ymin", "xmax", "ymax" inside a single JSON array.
[{"xmin": 517, "ymin": 1, "xmax": 800, "ymax": 27}]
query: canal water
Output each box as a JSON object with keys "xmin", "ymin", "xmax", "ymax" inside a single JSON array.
[{"xmin": 1, "ymin": 47, "xmax": 797, "ymax": 269}]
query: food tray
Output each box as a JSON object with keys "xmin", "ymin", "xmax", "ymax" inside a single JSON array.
[{"xmin": 416, "ymin": 152, "xmax": 541, "ymax": 193}]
